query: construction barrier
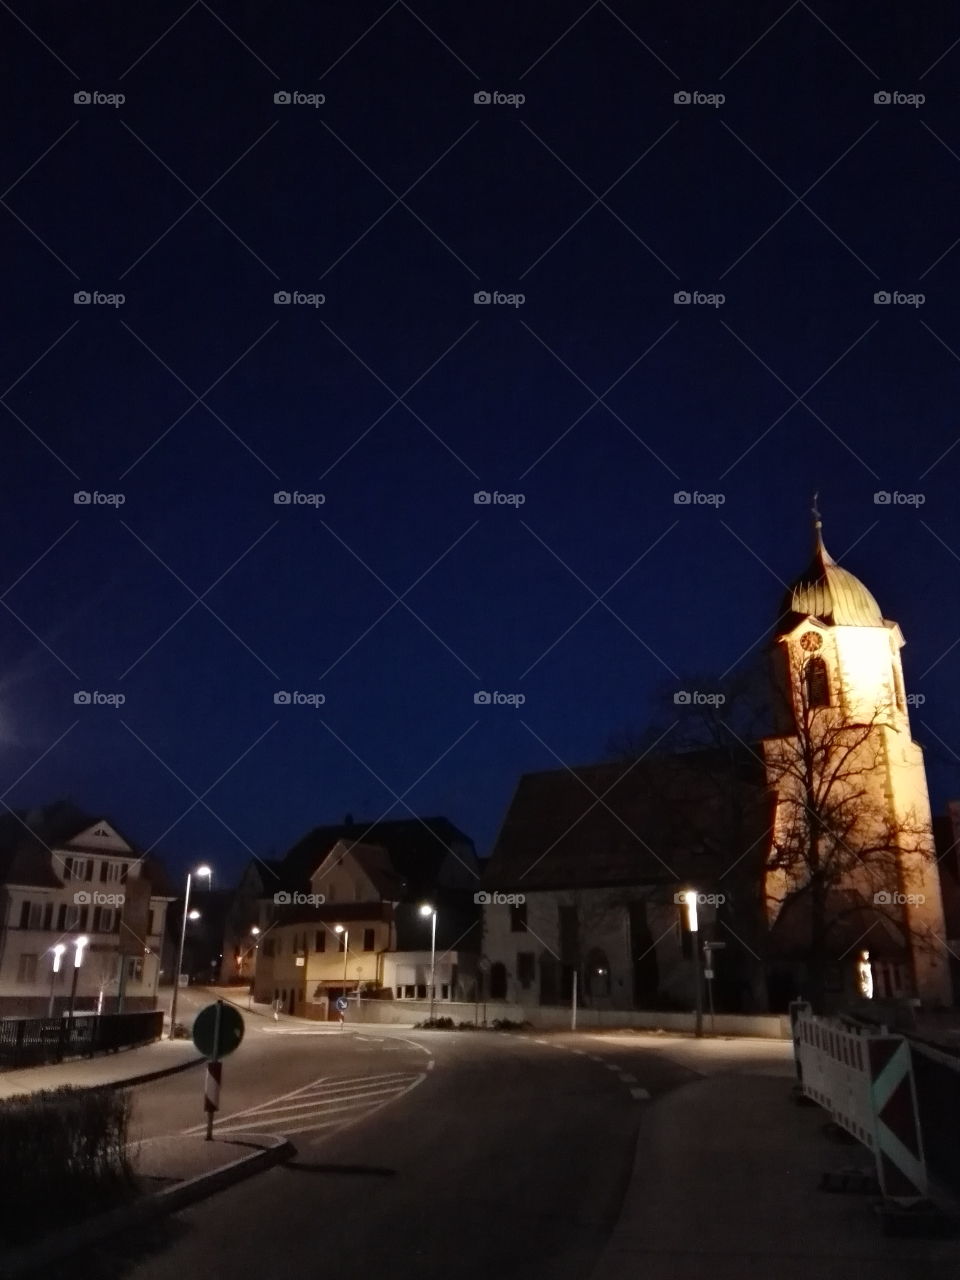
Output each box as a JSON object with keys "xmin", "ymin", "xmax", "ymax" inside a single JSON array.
[{"xmin": 794, "ymin": 1008, "xmax": 927, "ymax": 1202}]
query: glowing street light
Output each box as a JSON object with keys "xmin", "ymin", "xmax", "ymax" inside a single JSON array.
[
  {"xmin": 682, "ymin": 890, "xmax": 703, "ymax": 1038},
  {"xmin": 420, "ymin": 903, "xmax": 437, "ymax": 1022},
  {"xmin": 169, "ymin": 865, "xmax": 212, "ymax": 1038},
  {"xmin": 334, "ymin": 924, "xmax": 349, "ymax": 1024},
  {"xmin": 47, "ymin": 942, "xmax": 67, "ymax": 1017},
  {"xmin": 67, "ymin": 934, "xmax": 90, "ymax": 1021},
  {"xmin": 248, "ymin": 926, "xmax": 261, "ymax": 1009}
]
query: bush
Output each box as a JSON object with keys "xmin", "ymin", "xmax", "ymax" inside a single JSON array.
[
  {"xmin": 490, "ymin": 1018, "xmax": 532, "ymax": 1031},
  {"xmin": 0, "ymin": 1086, "xmax": 135, "ymax": 1245},
  {"xmin": 414, "ymin": 1016, "xmax": 455, "ymax": 1029}
]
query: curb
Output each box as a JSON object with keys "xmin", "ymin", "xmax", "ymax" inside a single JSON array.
[
  {"xmin": 0, "ymin": 1132, "xmax": 293, "ymax": 1278},
  {"xmin": 0, "ymin": 1049, "xmax": 205, "ymax": 1102},
  {"xmin": 98, "ymin": 1052, "xmax": 207, "ymax": 1091}
]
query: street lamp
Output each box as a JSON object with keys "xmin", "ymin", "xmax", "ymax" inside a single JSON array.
[
  {"xmin": 67, "ymin": 934, "xmax": 89, "ymax": 1021},
  {"xmin": 169, "ymin": 865, "xmax": 212, "ymax": 1038},
  {"xmin": 683, "ymin": 890, "xmax": 703, "ymax": 1038},
  {"xmin": 48, "ymin": 943, "xmax": 66, "ymax": 1017},
  {"xmin": 420, "ymin": 903, "xmax": 437, "ymax": 1022},
  {"xmin": 334, "ymin": 924, "xmax": 349, "ymax": 1025},
  {"xmin": 248, "ymin": 926, "xmax": 261, "ymax": 1009}
]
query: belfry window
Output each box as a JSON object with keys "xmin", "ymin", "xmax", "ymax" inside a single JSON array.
[{"xmin": 805, "ymin": 656, "xmax": 830, "ymax": 708}]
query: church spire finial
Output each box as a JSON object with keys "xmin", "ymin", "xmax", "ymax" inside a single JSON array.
[{"xmin": 811, "ymin": 490, "xmax": 822, "ymax": 530}]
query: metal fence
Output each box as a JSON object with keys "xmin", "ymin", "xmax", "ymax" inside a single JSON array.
[{"xmin": 0, "ymin": 1009, "xmax": 163, "ymax": 1070}]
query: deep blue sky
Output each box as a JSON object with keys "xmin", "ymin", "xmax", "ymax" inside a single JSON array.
[{"xmin": 2, "ymin": 1, "xmax": 960, "ymax": 882}]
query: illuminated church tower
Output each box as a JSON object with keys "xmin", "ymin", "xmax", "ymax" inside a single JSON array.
[{"xmin": 764, "ymin": 501, "xmax": 951, "ymax": 1006}]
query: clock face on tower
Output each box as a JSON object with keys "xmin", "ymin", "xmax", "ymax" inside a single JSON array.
[{"xmin": 800, "ymin": 631, "xmax": 823, "ymax": 652}]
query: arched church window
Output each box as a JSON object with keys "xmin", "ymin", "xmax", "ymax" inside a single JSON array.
[{"xmin": 805, "ymin": 656, "xmax": 829, "ymax": 708}]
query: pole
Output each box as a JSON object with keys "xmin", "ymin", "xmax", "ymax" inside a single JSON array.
[
  {"xmin": 342, "ymin": 928, "xmax": 349, "ymax": 1016},
  {"xmin": 68, "ymin": 959, "xmax": 80, "ymax": 1021},
  {"xmin": 571, "ymin": 966, "xmax": 578, "ymax": 1031},
  {"xmin": 48, "ymin": 963, "xmax": 57, "ymax": 1018},
  {"xmin": 169, "ymin": 871, "xmax": 192, "ymax": 1038},
  {"xmin": 428, "ymin": 911, "xmax": 437, "ymax": 1022},
  {"xmin": 693, "ymin": 937, "xmax": 704, "ymax": 1038},
  {"xmin": 205, "ymin": 999, "xmax": 223, "ymax": 1141}
]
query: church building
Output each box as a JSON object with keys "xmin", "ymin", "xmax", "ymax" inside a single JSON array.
[{"xmin": 482, "ymin": 509, "xmax": 953, "ymax": 1015}]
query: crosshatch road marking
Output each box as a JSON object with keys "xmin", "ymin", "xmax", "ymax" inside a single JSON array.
[{"xmin": 182, "ymin": 1071, "xmax": 426, "ymax": 1140}]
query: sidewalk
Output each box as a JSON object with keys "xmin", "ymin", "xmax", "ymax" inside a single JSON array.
[
  {"xmin": 0, "ymin": 1038, "xmax": 202, "ymax": 1100},
  {"xmin": 594, "ymin": 1068, "xmax": 960, "ymax": 1280}
]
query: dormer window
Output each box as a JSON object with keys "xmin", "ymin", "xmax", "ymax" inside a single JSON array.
[{"xmin": 805, "ymin": 656, "xmax": 830, "ymax": 708}]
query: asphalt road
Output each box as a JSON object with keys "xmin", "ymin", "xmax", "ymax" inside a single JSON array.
[{"xmin": 81, "ymin": 1004, "xmax": 791, "ymax": 1280}]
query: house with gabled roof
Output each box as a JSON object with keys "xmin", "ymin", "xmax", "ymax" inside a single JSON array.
[
  {"xmin": 250, "ymin": 816, "xmax": 482, "ymax": 1019},
  {"xmin": 0, "ymin": 801, "xmax": 175, "ymax": 1017}
]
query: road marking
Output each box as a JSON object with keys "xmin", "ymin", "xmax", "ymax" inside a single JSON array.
[
  {"xmin": 427, "ymin": 1059, "xmax": 435, "ymax": 1070},
  {"xmin": 533, "ymin": 1038, "xmax": 549, "ymax": 1045},
  {"xmin": 618, "ymin": 1073, "xmax": 637, "ymax": 1083},
  {"xmin": 605, "ymin": 1064, "xmax": 620, "ymax": 1071},
  {"xmin": 631, "ymin": 1087, "xmax": 651, "ymax": 1100},
  {"xmin": 568, "ymin": 1049, "xmax": 586, "ymax": 1055},
  {"xmin": 184, "ymin": 1070, "xmax": 427, "ymax": 1140}
]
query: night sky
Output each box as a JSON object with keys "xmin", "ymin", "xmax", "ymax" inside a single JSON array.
[{"xmin": 3, "ymin": 1, "xmax": 960, "ymax": 882}]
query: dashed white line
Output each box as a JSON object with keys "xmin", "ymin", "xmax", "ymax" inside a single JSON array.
[
  {"xmin": 618, "ymin": 1073, "xmax": 638, "ymax": 1084},
  {"xmin": 631, "ymin": 1087, "xmax": 651, "ymax": 1100}
]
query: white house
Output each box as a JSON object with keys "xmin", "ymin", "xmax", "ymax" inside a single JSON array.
[{"xmin": 0, "ymin": 803, "xmax": 175, "ymax": 1017}]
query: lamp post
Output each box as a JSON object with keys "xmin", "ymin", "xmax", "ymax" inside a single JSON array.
[
  {"xmin": 420, "ymin": 903, "xmax": 437, "ymax": 1021},
  {"xmin": 48, "ymin": 943, "xmax": 66, "ymax": 1017},
  {"xmin": 67, "ymin": 934, "xmax": 89, "ymax": 1021},
  {"xmin": 334, "ymin": 925, "xmax": 349, "ymax": 1025},
  {"xmin": 684, "ymin": 890, "xmax": 703, "ymax": 1038},
  {"xmin": 169, "ymin": 865, "xmax": 211, "ymax": 1038},
  {"xmin": 248, "ymin": 926, "xmax": 260, "ymax": 1009}
]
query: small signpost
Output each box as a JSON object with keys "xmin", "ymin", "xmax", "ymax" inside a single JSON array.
[
  {"xmin": 192, "ymin": 1000, "xmax": 245, "ymax": 1140},
  {"xmin": 703, "ymin": 941, "xmax": 726, "ymax": 1033}
]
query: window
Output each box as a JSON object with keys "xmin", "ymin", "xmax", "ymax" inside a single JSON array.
[
  {"xmin": 100, "ymin": 861, "xmax": 109, "ymax": 882},
  {"xmin": 315, "ymin": 930, "xmax": 326, "ymax": 953},
  {"xmin": 56, "ymin": 903, "xmax": 66, "ymax": 931},
  {"xmin": 99, "ymin": 908, "xmax": 116, "ymax": 932},
  {"xmin": 416, "ymin": 984, "xmax": 427, "ymax": 999},
  {"xmin": 805, "ymin": 656, "xmax": 830, "ymax": 708},
  {"xmin": 395, "ymin": 986, "xmax": 403, "ymax": 999},
  {"xmin": 42, "ymin": 902, "xmax": 53, "ymax": 930},
  {"xmin": 17, "ymin": 954, "xmax": 37, "ymax": 983},
  {"xmin": 404, "ymin": 985, "xmax": 415, "ymax": 998},
  {"xmin": 337, "ymin": 933, "xmax": 346, "ymax": 952},
  {"xmin": 125, "ymin": 957, "xmax": 143, "ymax": 982},
  {"xmin": 363, "ymin": 928, "xmax": 375, "ymax": 951},
  {"xmin": 892, "ymin": 662, "xmax": 906, "ymax": 712},
  {"xmin": 440, "ymin": 983, "xmax": 449, "ymax": 1000},
  {"xmin": 262, "ymin": 939, "xmax": 276, "ymax": 957},
  {"xmin": 517, "ymin": 952, "xmax": 535, "ymax": 987},
  {"xmin": 509, "ymin": 902, "xmax": 528, "ymax": 932}
]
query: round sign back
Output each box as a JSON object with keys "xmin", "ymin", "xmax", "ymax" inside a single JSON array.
[{"xmin": 192, "ymin": 1001, "xmax": 245, "ymax": 1059}]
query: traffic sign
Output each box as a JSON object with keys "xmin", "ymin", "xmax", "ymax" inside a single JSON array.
[
  {"xmin": 335, "ymin": 996, "xmax": 348, "ymax": 1012},
  {"xmin": 192, "ymin": 1001, "xmax": 244, "ymax": 1059}
]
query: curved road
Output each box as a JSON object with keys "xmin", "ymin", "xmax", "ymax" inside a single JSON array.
[{"xmin": 80, "ymin": 1004, "xmax": 788, "ymax": 1280}]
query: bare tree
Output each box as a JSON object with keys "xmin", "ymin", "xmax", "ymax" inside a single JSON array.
[
  {"xmin": 761, "ymin": 644, "xmax": 937, "ymax": 1012},
  {"xmin": 606, "ymin": 650, "xmax": 942, "ymax": 1013}
]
